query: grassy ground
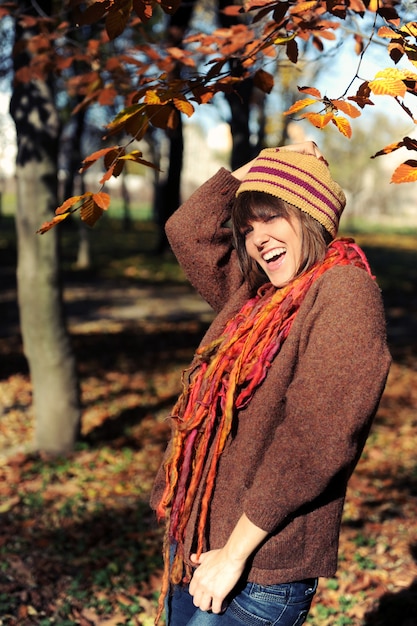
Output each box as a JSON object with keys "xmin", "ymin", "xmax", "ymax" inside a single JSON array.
[{"xmin": 0, "ymin": 215, "xmax": 417, "ymax": 625}]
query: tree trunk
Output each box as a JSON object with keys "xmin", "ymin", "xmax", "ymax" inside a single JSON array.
[{"xmin": 10, "ymin": 7, "xmax": 80, "ymax": 455}]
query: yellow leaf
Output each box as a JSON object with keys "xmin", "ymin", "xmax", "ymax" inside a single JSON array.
[
  {"xmin": 173, "ymin": 97, "xmax": 194, "ymax": 117},
  {"xmin": 391, "ymin": 159, "xmax": 417, "ymax": 183},
  {"xmin": 284, "ymin": 98, "xmax": 317, "ymax": 116},
  {"xmin": 300, "ymin": 111, "xmax": 332, "ymax": 129},
  {"xmin": 273, "ymin": 33, "xmax": 296, "ymax": 45},
  {"xmin": 106, "ymin": 104, "xmax": 146, "ymax": 134},
  {"xmin": 368, "ymin": 0, "xmax": 379, "ymax": 11},
  {"xmin": 145, "ymin": 90, "xmax": 162, "ymax": 105},
  {"xmin": 80, "ymin": 197, "xmax": 104, "ymax": 227},
  {"xmin": 331, "ymin": 115, "xmax": 352, "ymax": 138},
  {"xmin": 401, "ymin": 22, "xmax": 417, "ymax": 37},
  {"xmin": 118, "ymin": 151, "xmax": 160, "ymax": 170},
  {"xmin": 330, "ymin": 99, "xmax": 361, "ymax": 118},
  {"xmin": 369, "ymin": 76, "xmax": 406, "ymax": 97}
]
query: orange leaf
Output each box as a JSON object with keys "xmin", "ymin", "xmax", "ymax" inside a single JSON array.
[
  {"xmin": 221, "ymin": 5, "xmax": 243, "ymax": 16},
  {"xmin": 330, "ymin": 99, "xmax": 361, "ymax": 118},
  {"xmin": 80, "ymin": 197, "xmax": 104, "ymax": 227},
  {"xmin": 100, "ymin": 161, "xmax": 125, "ymax": 184},
  {"xmin": 301, "ymin": 111, "xmax": 333, "ymax": 129},
  {"xmin": 132, "ymin": 0, "xmax": 153, "ymax": 21},
  {"xmin": 173, "ymin": 97, "xmax": 194, "ymax": 117},
  {"xmin": 290, "ymin": 1, "xmax": 319, "ymax": 15},
  {"xmin": 371, "ymin": 140, "xmax": 405, "ymax": 158},
  {"xmin": 298, "ymin": 85, "xmax": 322, "ymax": 98},
  {"xmin": 37, "ymin": 213, "xmax": 71, "ymax": 234},
  {"xmin": 331, "ymin": 115, "xmax": 352, "ymax": 138},
  {"xmin": 55, "ymin": 194, "xmax": 87, "ymax": 215},
  {"xmin": 391, "ymin": 159, "xmax": 417, "ymax": 183},
  {"xmin": 284, "ymin": 98, "xmax": 318, "ymax": 115},
  {"xmin": 81, "ymin": 147, "xmax": 118, "ymax": 172},
  {"xmin": 92, "ymin": 192, "xmax": 111, "ymax": 211},
  {"xmin": 378, "ymin": 26, "xmax": 400, "ymax": 39}
]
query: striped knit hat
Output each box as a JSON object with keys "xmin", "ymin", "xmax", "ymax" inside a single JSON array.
[{"xmin": 236, "ymin": 148, "xmax": 346, "ymax": 238}]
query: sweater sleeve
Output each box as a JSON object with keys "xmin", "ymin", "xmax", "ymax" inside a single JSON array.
[
  {"xmin": 243, "ymin": 266, "xmax": 391, "ymax": 533},
  {"xmin": 165, "ymin": 168, "xmax": 244, "ymax": 312}
]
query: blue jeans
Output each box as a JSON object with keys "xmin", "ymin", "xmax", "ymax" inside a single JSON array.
[{"xmin": 166, "ymin": 578, "xmax": 318, "ymax": 626}]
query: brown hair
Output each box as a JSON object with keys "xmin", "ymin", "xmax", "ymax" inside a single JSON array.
[{"xmin": 232, "ymin": 191, "xmax": 333, "ymax": 292}]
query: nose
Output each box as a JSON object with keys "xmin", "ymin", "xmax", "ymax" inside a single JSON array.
[{"xmin": 251, "ymin": 222, "xmax": 270, "ymax": 248}]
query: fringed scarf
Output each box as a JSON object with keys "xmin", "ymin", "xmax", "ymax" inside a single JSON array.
[{"xmin": 155, "ymin": 238, "xmax": 373, "ymax": 621}]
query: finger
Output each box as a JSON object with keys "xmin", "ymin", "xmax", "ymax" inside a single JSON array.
[{"xmin": 211, "ymin": 597, "xmax": 226, "ymax": 614}]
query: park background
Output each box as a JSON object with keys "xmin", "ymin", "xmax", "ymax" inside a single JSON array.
[{"xmin": 1, "ymin": 2, "xmax": 417, "ymax": 624}]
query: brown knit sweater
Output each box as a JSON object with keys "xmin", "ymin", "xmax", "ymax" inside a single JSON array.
[{"xmin": 151, "ymin": 168, "xmax": 391, "ymax": 585}]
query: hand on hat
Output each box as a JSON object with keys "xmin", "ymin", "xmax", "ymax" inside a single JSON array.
[
  {"xmin": 232, "ymin": 141, "xmax": 328, "ymax": 182},
  {"xmin": 279, "ymin": 140, "xmax": 329, "ymax": 166}
]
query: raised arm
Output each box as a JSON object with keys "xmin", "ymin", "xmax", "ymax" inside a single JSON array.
[{"xmin": 165, "ymin": 169, "xmax": 243, "ymax": 312}]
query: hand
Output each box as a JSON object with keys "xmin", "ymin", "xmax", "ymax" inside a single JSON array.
[
  {"xmin": 277, "ymin": 140, "xmax": 328, "ymax": 165},
  {"xmin": 232, "ymin": 141, "xmax": 328, "ymax": 182},
  {"xmin": 188, "ymin": 548, "xmax": 246, "ymax": 614}
]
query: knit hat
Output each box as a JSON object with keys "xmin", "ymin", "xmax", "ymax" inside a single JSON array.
[{"xmin": 236, "ymin": 148, "xmax": 346, "ymax": 238}]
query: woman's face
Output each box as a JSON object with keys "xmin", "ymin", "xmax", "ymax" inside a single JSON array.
[{"xmin": 243, "ymin": 214, "xmax": 303, "ymax": 288}]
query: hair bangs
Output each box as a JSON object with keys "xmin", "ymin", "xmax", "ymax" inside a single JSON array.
[{"xmin": 232, "ymin": 191, "xmax": 290, "ymax": 234}]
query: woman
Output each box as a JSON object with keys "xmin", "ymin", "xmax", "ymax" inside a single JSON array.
[{"xmin": 151, "ymin": 142, "xmax": 391, "ymax": 626}]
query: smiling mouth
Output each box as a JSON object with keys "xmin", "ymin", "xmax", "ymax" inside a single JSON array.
[{"xmin": 263, "ymin": 248, "xmax": 286, "ymax": 264}]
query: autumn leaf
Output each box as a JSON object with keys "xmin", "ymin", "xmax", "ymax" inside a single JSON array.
[
  {"xmin": 106, "ymin": 0, "xmax": 132, "ymax": 40},
  {"xmin": 371, "ymin": 140, "xmax": 406, "ymax": 158},
  {"xmin": 330, "ymin": 99, "xmax": 361, "ymax": 118},
  {"xmin": 301, "ymin": 111, "xmax": 333, "ymax": 128},
  {"xmin": 286, "ymin": 38, "xmax": 298, "ymax": 63},
  {"xmin": 391, "ymin": 159, "xmax": 417, "ymax": 183},
  {"xmin": 80, "ymin": 196, "xmax": 104, "ymax": 227},
  {"xmin": 145, "ymin": 90, "xmax": 162, "ymax": 105},
  {"xmin": 253, "ymin": 68, "xmax": 274, "ymax": 94},
  {"xmin": 289, "ymin": 0, "xmax": 319, "ymax": 15},
  {"xmin": 103, "ymin": 147, "xmax": 126, "ymax": 172},
  {"xmin": 298, "ymin": 85, "xmax": 322, "ymax": 98},
  {"xmin": 173, "ymin": 97, "xmax": 194, "ymax": 117},
  {"xmin": 378, "ymin": 25, "xmax": 400, "ymax": 39},
  {"xmin": 92, "ymin": 192, "xmax": 111, "ymax": 211},
  {"xmin": 81, "ymin": 147, "xmax": 120, "ymax": 173},
  {"xmin": 331, "ymin": 115, "xmax": 352, "ymax": 138},
  {"xmin": 368, "ymin": 68, "xmax": 408, "ymax": 97},
  {"xmin": 36, "ymin": 212, "xmax": 72, "ymax": 234},
  {"xmin": 146, "ymin": 103, "xmax": 179, "ymax": 130},
  {"xmin": 284, "ymin": 98, "xmax": 318, "ymax": 115},
  {"xmin": 56, "ymin": 194, "xmax": 87, "ymax": 215},
  {"xmin": 273, "ymin": 32, "xmax": 296, "ymax": 45},
  {"xmin": 118, "ymin": 150, "xmax": 160, "ymax": 170}
]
